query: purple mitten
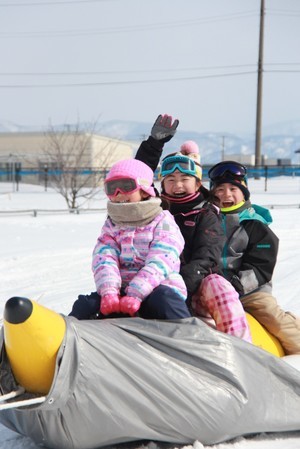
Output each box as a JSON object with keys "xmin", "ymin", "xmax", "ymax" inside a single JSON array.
[
  {"xmin": 119, "ymin": 296, "xmax": 141, "ymax": 317},
  {"xmin": 100, "ymin": 294, "xmax": 120, "ymax": 315}
]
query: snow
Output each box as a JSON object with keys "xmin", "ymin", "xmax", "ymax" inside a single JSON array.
[{"xmin": 0, "ymin": 177, "xmax": 300, "ymax": 449}]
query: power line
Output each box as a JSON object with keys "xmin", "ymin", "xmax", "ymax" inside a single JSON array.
[
  {"xmin": 0, "ymin": 0, "xmax": 110, "ymax": 6},
  {"xmin": 0, "ymin": 64, "xmax": 258, "ymax": 77},
  {"xmin": 1, "ymin": 7, "xmax": 298, "ymax": 40},
  {"xmin": 1, "ymin": 6, "xmax": 298, "ymax": 42},
  {"xmin": 265, "ymin": 69, "xmax": 300, "ymax": 73},
  {"xmin": 267, "ymin": 9, "xmax": 300, "ymax": 16},
  {"xmin": 1, "ymin": 67, "xmax": 300, "ymax": 88},
  {"xmin": 0, "ymin": 70, "xmax": 256, "ymax": 89},
  {"xmin": 1, "ymin": 63, "xmax": 300, "ymax": 77},
  {"xmin": 0, "ymin": 12, "xmax": 258, "ymax": 38},
  {"xmin": 265, "ymin": 62, "xmax": 300, "ymax": 66}
]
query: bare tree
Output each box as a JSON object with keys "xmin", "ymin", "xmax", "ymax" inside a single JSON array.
[{"xmin": 42, "ymin": 120, "xmax": 116, "ymax": 210}]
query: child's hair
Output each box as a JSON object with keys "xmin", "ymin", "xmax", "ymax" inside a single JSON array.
[{"xmin": 105, "ymin": 159, "xmax": 156, "ymax": 197}]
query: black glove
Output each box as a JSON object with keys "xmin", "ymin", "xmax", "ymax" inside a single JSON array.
[
  {"xmin": 151, "ymin": 114, "xmax": 179, "ymax": 143},
  {"xmin": 231, "ymin": 275, "xmax": 245, "ymax": 296}
]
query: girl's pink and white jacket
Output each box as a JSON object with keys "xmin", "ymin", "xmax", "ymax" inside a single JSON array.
[{"xmin": 92, "ymin": 206, "xmax": 187, "ymax": 301}]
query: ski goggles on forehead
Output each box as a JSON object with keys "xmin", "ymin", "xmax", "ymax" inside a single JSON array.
[
  {"xmin": 160, "ymin": 155, "xmax": 197, "ymax": 177},
  {"xmin": 208, "ymin": 161, "xmax": 247, "ymax": 181},
  {"xmin": 104, "ymin": 177, "xmax": 140, "ymax": 197}
]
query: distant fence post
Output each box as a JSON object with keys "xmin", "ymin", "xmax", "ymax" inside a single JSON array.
[
  {"xmin": 264, "ymin": 166, "xmax": 268, "ymax": 191},
  {"xmin": 15, "ymin": 166, "xmax": 21, "ymax": 192},
  {"xmin": 44, "ymin": 164, "xmax": 48, "ymax": 192}
]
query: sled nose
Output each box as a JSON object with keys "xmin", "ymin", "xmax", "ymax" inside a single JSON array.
[{"xmin": 3, "ymin": 297, "xmax": 66, "ymax": 395}]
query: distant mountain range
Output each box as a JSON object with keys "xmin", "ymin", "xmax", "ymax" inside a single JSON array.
[
  {"xmin": 1, "ymin": 118, "xmax": 300, "ymax": 164},
  {"xmin": 97, "ymin": 119, "xmax": 300, "ymax": 164}
]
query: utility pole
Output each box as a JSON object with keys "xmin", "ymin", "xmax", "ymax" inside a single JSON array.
[
  {"xmin": 255, "ymin": 0, "xmax": 265, "ymax": 171},
  {"xmin": 221, "ymin": 136, "xmax": 226, "ymax": 161}
]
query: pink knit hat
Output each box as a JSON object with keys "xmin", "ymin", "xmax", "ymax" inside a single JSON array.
[{"xmin": 105, "ymin": 159, "xmax": 155, "ymax": 197}]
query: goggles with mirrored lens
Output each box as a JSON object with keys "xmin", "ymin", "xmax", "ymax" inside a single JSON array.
[
  {"xmin": 208, "ymin": 161, "xmax": 247, "ymax": 181},
  {"xmin": 104, "ymin": 177, "xmax": 140, "ymax": 197},
  {"xmin": 160, "ymin": 155, "xmax": 197, "ymax": 177}
]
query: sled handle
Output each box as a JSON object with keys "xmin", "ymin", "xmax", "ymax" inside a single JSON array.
[
  {"xmin": 0, "ymin": 386, "xmax": 25, "ymax": 402},
  {"xmin": 0, "ymin": 394, "xmax": 46, "ymax": 410}
]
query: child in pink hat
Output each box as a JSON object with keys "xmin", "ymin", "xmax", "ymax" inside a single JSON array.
[{"xmin": 69, "ymin": 159, "xmax": 191, "ymax": 320}]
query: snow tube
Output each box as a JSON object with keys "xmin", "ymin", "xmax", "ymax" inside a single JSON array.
[
  {"xmin": 0, "ymin": 297, "xmax": 300, "ymax": 449},
  {"xmin": 2, "ymin": 299, "xmax": 284, "ymax": 397}
]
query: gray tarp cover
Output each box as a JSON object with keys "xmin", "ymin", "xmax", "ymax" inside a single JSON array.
[{"xmin": 0, "ymin": 316, "xmax": 300, "ymax": 449}]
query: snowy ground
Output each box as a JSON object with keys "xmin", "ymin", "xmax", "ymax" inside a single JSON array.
[{"xmin": 0, "ymin": 177, "xmax": 300, "ymax": 449}]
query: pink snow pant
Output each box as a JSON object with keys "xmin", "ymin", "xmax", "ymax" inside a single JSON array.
[{"xmin": 191, "ymin": 273, "xmax": 252, "ymax": 343}]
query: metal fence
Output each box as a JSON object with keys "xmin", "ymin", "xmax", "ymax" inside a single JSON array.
[
  {"xmin": 1, "ymin": 164, "xmax": 300, "ymax": 216},
  {"xmin": 0, "ymin": 166, "xmax": 109, "ymax": 191},
  {"xmin": 1, "ymin": 165, "xmax": 300, "ymax": 191}
]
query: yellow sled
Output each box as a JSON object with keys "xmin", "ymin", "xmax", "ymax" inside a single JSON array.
[{"xmin": 246, "ymin": 312, "xmax": 285, "ymax": 357}]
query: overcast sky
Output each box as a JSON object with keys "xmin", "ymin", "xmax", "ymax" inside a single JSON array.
[{"xmin": 1, "ymin": 0, "xmax": 300, "ymax": 138}]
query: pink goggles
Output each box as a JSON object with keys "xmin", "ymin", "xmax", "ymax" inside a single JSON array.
[{"xmin": 104, "ymin": 177, "xmax": 141, "ymax": 197}]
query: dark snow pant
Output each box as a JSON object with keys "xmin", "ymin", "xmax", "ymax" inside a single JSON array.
[{"xmin": 69, "ymin": 285, "xmax": 191, "ymax": 320}]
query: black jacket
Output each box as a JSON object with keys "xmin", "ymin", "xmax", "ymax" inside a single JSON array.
[
  {"xmin": 135, "ymin": 136, "xmax": 164, "ymax": 173},
  {"xmin": 220, "ymin": 202, "xmax": 279, "ymax": 297},
  {"xmin": 136, "ymin": 137, "xmax": 224, "ymax": 297},
  {"xmin": 173, "ymin": 200, "xmax": 224, "ymax": 296}
]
